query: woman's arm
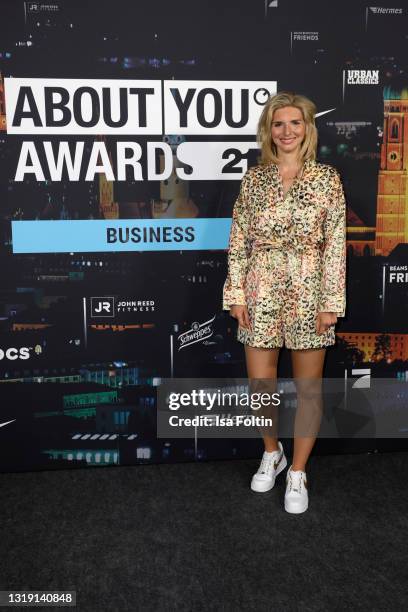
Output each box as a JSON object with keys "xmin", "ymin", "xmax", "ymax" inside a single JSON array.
[
  {"xmin": 318, "ymin": 170, "xmax": 347, "ymax": 317},
  {"xmin": 222, "ymin": 169, "xmax": 252, "ymax": 310}
]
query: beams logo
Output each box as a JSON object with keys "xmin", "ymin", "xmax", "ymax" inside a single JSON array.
[{"xmin": 388, "ymin": 265, "xmax": 408, "ymax": 284}]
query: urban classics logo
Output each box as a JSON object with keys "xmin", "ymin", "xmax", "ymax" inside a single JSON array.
[
  {"xmin": 0, "ymin": 346, "xmax": 41, "ymax": 360},
  {"xmin": 347, "ymin": 70, "xmax": 379, "ymax": 85},
  {"xmin": 178, "ymin": 315, "xmax": 216, "ymax": 350},
  {"xmin": 90, "ymin": 297, "xmax": 115, "ymax": 317}
]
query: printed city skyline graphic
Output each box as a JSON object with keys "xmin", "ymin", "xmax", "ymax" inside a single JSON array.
[
  {"xmin": 3, "ymin": 68, "xmax": 408, "ymax": 257},
  {"xmin": 347, "ymin": 87, "xmax": 408, "ymax": 256}
]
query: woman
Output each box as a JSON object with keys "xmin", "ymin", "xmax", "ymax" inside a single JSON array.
[{"xmin": 222, "ymin": 91, "xmax": 346, "ymax": 514}]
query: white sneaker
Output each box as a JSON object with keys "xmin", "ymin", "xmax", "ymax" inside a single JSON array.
[
  {"xmin": 250, "ymin": 441, "xmax": 287, "ymax": 493},
  {"xmin": 284, "ymin": 465, "xmax": 308, "ymax": 514}
]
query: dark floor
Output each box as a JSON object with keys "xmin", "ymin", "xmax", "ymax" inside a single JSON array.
[{"xmin": 1, "ymin": 450, "xmax": 408, "ymax": 612}]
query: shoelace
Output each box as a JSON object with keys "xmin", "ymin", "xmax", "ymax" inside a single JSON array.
[
  {"xmin": 258, "ymin": 451, "xmax": 280, "ymax": 475},
  {"xmin": 287, "ymin": 470, "xmax": 306, "ymax": 493}
]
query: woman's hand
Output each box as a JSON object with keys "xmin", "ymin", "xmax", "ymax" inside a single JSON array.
[
  {"xmin": 230, "ymin": 305, "xmax": 251, "ymax": 330},
  {"xmin": 316, "ymin": 311, "xmax": 338, "ymax": 335}
]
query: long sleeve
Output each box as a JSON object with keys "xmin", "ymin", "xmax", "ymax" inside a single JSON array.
[
  {"xmin": 318, "ymin": 170, "xmax": 347, "ymax": 317},
  {"xmin": 222, "ymin": 169, "xmax": 252, "ymax": 310}
]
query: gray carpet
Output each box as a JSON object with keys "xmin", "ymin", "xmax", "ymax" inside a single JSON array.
[{"xmin": 1, "ymin": 450, "xmax": 408, "ymax": 611}]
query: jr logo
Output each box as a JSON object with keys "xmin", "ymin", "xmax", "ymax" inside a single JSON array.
[
  {"xmin": 95, "ymin": 302, "xmax": 111, "ymax": 313},
  {"xmin": 90, "ymin": 297, "xmax": 115, "ymax": 318}
]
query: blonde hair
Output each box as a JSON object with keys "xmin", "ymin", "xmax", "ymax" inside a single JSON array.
[{"xmin": 256, "ymin": 91, "xmax": 318, "ymax": 165}]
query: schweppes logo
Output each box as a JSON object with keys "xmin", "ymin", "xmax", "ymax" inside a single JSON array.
[{"xmin": 177, "ymin": 315, "xmax": 216, "ymax": 350}]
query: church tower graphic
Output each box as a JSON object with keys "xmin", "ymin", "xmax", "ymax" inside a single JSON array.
[
  {"xmin": 98, "ymin": 136, "xmax": 119, "ymax": 219},
  {"xmin": 375, "ymin": 87, "xmax": 408, "ymax": 256},
  {"xmin": 0, "ymin": 72, "xmax": 6, "ymax": 131}
]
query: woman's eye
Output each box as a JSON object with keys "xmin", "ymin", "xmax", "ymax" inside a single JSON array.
[{"xmin": 273, "ymin": 121, "xmax": 301, "ymax": 126}]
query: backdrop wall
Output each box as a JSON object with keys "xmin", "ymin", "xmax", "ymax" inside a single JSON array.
[{"xmin": 0, "ymin": 0, "xmax": 407, "ymax": 471}]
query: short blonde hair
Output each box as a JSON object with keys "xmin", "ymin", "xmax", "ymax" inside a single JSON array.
[{"xmin": 256, "ymin": 91, "xmax": 318, "ymax": 165}]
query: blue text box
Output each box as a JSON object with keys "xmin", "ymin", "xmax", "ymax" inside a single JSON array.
[{"xmin": 11, "ymin": 219, "xmax": 232, "ymax": 253}]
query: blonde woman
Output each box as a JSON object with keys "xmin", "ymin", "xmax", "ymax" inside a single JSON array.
[{"xmin": 223, "ymin": 91, "xmax": 346, "ymax": 514}]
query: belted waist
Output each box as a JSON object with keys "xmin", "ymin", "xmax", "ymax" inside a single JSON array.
[{"xmin": 251, "ymin": 240, "xmax": 322, "ymax": 254}]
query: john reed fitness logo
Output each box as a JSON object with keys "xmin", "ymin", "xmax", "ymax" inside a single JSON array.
[
  {"xmin": 90, "ymin": 297, "xmax": 156, "ymax": 318},
  {"xmin": 90, "ymin": 297, "xmax": 115, "ymax": 318}
]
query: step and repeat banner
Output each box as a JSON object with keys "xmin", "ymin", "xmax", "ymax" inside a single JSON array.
[{"xmin": 0, "ymin": 0, "xmax": 407, "ymax": 471}]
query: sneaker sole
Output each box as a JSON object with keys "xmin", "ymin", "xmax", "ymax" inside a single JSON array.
[
  {"xmin": 284, "ymin": 499, "xmax": 309, "ymax": 514},
  {"xmin": 250, "ymin": 454, "xmax": 288, "ymax": 493}
]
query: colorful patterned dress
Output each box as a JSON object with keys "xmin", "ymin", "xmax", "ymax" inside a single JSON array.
[{"xmin": 222, "ymin": 158, "xmax": 346, "ymax": 349}]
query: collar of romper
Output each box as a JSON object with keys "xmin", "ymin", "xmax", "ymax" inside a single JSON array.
[
  {"xmin": 252, "ymin": 159, "xmax": 319, "ymax": 254},
  {"xmin": 269, "ymin": 157, "xmax": 316, "ymax": 177}
]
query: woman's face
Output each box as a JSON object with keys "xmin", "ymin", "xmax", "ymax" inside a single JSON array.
[{"xmin": 270, "ymin": 106, "xmax": 306, "ymax": 157}]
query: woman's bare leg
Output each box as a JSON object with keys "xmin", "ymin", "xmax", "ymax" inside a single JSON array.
[
  {"xmin": 290, "ymin": 348, "xmax": 326, "ymax": 471},
  {"xmin": 244, "ymin": 345, "xmax": 281, "ymax": 452}
]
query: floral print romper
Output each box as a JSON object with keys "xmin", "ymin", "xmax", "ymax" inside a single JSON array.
[{"xmin": 222, "ymin": 158, "xmax": 346, "ymax": 350}]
